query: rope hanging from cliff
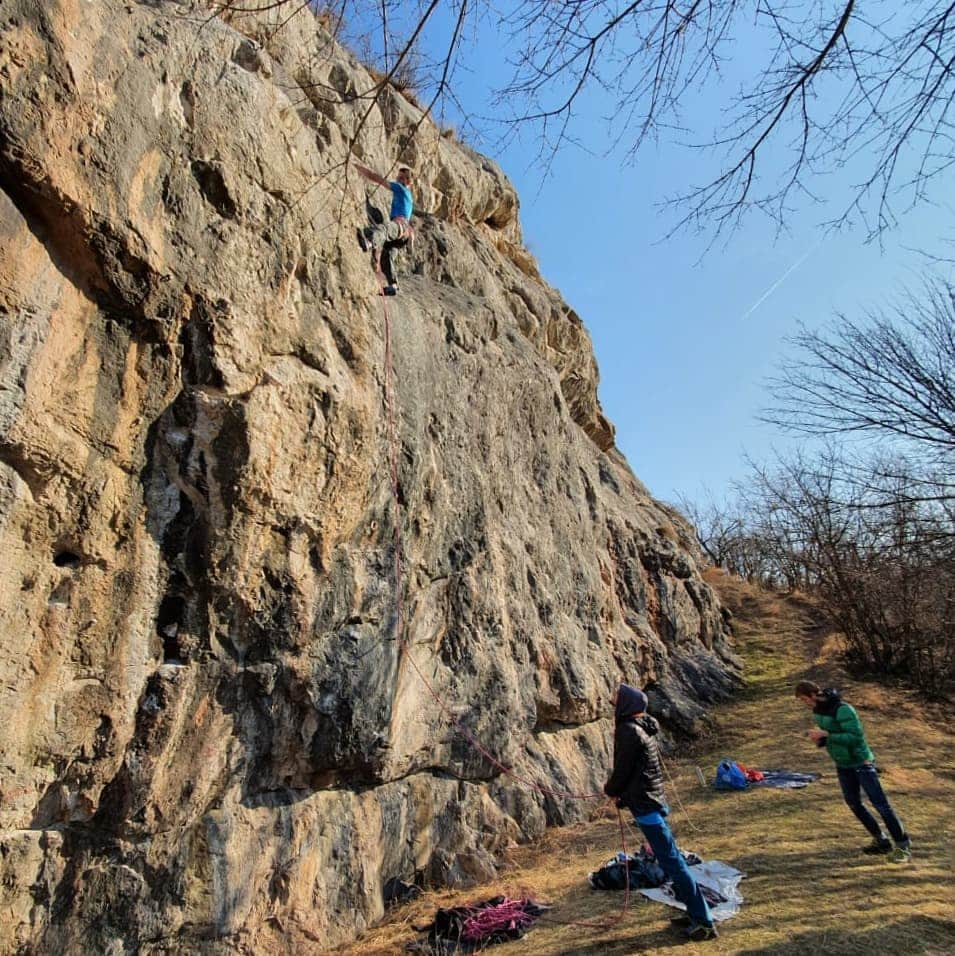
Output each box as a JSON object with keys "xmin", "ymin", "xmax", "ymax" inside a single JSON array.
[
  {"xmin": 380, "ymin": 266, "xmax": 405, "ymax": 660},
  {"xmin": 375, "ymin": 274, "xmax": 697, "ymax": 820},
  {"xmin": 376, "ymin": 265, "xmax": 604, "ymax": 802},
  {"xmin": 375, "ymin": 267, "xmax": 638, "ymax": 929}
]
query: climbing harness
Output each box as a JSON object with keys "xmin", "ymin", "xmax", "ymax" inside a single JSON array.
[
  {"xmin": 390, "ymin": 215, "xmax": 415, "ymax": 244},
  {"xmin": 368, "ymin": 215, "xmax": 413, "ymax": 295}
]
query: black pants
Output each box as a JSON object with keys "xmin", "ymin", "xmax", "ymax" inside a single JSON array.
[{"xmin": 380, "ymin": 238, "xmax": 407, "ymax": 287}]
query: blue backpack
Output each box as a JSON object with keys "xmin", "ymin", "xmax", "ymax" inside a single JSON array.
[{"xmin": 714, "ymin": 759, "xmax": 748, "ymax": 790}]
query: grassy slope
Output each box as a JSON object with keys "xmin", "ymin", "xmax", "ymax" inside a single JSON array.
[{"xmin": 335, "ymin": 571, "xmax": 955, "ymax": 955}]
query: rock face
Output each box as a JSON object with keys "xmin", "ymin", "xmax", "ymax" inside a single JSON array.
[{"xmin": 0, "ymin": 2, "xmax": 738, "ymax": 952}]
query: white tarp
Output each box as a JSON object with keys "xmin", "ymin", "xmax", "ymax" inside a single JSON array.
[{"xmin": 639, "ymin": 860, "xmax": 745, "ymax": 922}]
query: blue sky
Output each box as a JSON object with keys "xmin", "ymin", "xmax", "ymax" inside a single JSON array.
[{"xmin": 398, "ymin": 4, "xmax": 955, "ymax": 506}]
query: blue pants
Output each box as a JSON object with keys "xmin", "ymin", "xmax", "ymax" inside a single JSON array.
[
  {"xmin": 837, "ymin": 765, "xmax": 907, "ymax": 844},
  {"xmin": 638, "ymin": 817, "xmax": 713, "ymax": 926}
]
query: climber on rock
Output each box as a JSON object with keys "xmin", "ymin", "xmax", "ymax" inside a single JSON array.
[{"xmin": 354, "ymin": 162, "xmax": 414, "ymax": 296}]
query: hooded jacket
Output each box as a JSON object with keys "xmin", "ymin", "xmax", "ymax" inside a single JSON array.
[
  {"xmin": 813, "ymin": 689, "xmax": 875, "ymax": 768},
  {"xmin": 603, "ymin": 687, "xmax": 667, "ymax": 816}
]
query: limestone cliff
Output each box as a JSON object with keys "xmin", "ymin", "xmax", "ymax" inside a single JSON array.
[{"xmin": 0, "ymin": 2, "xmax": 738, "ymax": 952}]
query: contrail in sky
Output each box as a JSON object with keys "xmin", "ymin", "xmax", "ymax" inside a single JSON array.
[{"xmin": 740, "ymin": 239, "xmax": 824, "ymax": 320}]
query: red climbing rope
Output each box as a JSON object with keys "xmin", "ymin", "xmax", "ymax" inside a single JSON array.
[
  {"xmin": 376, "ymin": 264, "xmax": 600, "ymax": 801},
  {"xmin": 375, "ymin": 264, "xmax": 634, "ymax": 928},
  {"xmin": 379, "ymin": 262, "xmax": 405, "ymax": 661},
  {"xmin": 460, "ymin": 897, "xmax": 539, "ymax": 941}
]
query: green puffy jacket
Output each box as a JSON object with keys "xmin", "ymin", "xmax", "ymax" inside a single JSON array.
[{"xmin": 815, "ymin": 703, "xmax": 875, "ymax": 768}]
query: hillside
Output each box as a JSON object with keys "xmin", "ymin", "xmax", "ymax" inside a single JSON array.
[
  {"xmin": 341, "ymin": 571, "xmax": 955, "ymax": 954},
  {"xmin": 0, "ymin": 2, "xmax": 739, "ymax": 952}
]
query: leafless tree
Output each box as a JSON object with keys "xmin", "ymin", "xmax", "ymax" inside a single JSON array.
[
  {"xmin": 744, "ymin": 448, "xmax": 954, "ymax": 691},
  {"xmin": 680, "ymin": 435, "xmax": 953, "ymax": 689},
  {"xmin": 207, "ymin": 1, "xmax": 955, "ymax": 237},
  {"xmin": 676, "ymin": 488, "xmax": 796, "ymax": 584},
  {"xmin": 764, "ymin": 279, "xmax": 955, "ymax": 471},
  {"xmin": 202, "ymin": 0, "xmax": 473, "ymax": 226},
  {"xmin": 676, "ymin": 491, "xmax": 745, "ymax": 568},
  {"xmin": 212, "ymin": 1, "xmax": 470, "ymax": 118},
  {"xmin": 495, "ymin": 0, "xmax": 955, "ymax": 235}
]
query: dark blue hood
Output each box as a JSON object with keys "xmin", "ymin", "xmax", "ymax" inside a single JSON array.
[{"xmin": 615, "ymin": 683, "xmax": 648, "ymax": 720}]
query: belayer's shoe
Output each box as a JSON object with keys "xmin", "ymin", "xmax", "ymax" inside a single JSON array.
[
  {"xmin": 683, "ymin": 920, "xmax": 718, "ymax": 941},
  {"xmin": 862, "ymin": 836, "xmax": 892, "ymax": 855},
  {"xmin": 888, "ymin": 841, "xmax": 911, "ymax": 863},
  {"xmin": 669, "ymin": 913, "xmax": 693, "ymax": 927}
]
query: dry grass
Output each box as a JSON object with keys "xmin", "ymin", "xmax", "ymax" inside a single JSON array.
[
  {"xmin": 364, "ymin": 64, "xmax": 430, "ymax": 115},
  {"xmin": 334, "ymin": 571, "xmax": 955, "ymax": 955}
]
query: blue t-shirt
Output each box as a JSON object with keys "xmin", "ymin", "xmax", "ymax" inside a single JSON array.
[{"xmin": 389, "ymin": 181, "xmax": 413, "ymax": 220}]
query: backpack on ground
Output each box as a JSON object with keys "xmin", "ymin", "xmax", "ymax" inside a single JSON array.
[{"xmin": 714, "ymin": 759, "xmax": 748, "ymax": 790}]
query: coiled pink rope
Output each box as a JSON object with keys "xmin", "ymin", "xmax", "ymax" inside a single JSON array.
[{"xmin": 460, "ymin": 897, "xmax": 538, "ymax": 940}]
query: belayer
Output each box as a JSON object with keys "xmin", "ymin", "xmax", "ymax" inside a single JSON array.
[
  {"xmin": 354, "ymin": 162, "xmax": 414, "ymax": 296},
  {"xmin": 604, "ymin": 683, "xmax": 719, "ymax": 942},
  {"xmin": 795, "ymin": 680, "xmax": 911, "ymax": 861}
]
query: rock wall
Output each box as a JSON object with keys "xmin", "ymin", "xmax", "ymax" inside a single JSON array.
[{"xmin": 0, "ymin": 2, "xmax": 738, "ymax": 952}]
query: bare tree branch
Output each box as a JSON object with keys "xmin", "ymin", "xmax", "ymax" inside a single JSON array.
[
  {"xmin": 763, "ymin": 278, "xmax": 955, "ymax": 459},
  {"xmin": 203, "ymin": 1, "xmax": 955, "ymax": 237}
]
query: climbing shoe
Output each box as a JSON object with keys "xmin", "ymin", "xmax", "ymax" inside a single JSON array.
[
  {"xmin": 380, "ymin": 285, "xmax": 399, "ymax": 296},
  {"xmin": 863, "ymin": 837, "xmax": 892, "ymax": 855},
  {"xmin": 683, "ymin": 921, "xmax": 718, "ymax": 941},
  {"xmin": 356, "ymin": 228, "xmax": 369, "ymax": 252},
  {"xmin": 888, "ymin": 843, "xmax": 911, "ymax": 863}
]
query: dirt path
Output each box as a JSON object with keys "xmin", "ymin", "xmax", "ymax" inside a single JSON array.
[{"xmin": 336, "ymin": 573, "xmax": 955, "ymax": 955}]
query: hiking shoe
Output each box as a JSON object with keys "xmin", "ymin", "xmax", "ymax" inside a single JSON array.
[
  {"xmin": 889, "ymin": 844, "xmax": 911, "ymax": 863},
  {"xmin": 683, "ymin": 921, "xmax": 718, "ymax": 941},
  {"xmin": 669, "ymin": 913, "xmax": 693, "ymax": 927},
  {"xmin": 862, "ymin": 837, "xmax": 892, "ymax": 855}
]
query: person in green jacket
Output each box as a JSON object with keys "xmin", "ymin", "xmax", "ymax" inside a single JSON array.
[{"xmin": 795, "ymin": 680, "xmax": 910, "ymax": 861}]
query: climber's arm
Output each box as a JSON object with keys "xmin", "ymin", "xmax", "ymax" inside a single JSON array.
[{"xmin": 354, "ymin": 163, "xmax": 388, "ymax": 188}]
